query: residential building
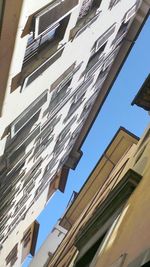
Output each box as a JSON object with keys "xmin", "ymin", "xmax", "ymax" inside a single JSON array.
[{"xmin": 0, "ymin": 0, "xmax": 149, "ymax": 266}]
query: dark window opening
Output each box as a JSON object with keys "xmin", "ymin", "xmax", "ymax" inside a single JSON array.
[
  {"xmin": 142, "ymin": 263, "xmax": 150, "ymax": 267},
  {"xmin": 75, "ymin": 232, "xmax": 106, "ymax": 267}
]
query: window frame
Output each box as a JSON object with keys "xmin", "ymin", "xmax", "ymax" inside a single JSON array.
[
  {"xmin": 34, "ymin": 0, "xmax": 62, "ymax": 38},
  {"xmin": 10, "ymin": 90, "xmax": 48, "ymax": 137}
]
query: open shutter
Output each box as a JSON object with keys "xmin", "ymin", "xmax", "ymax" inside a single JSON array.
[{"xmin": 34, "ymin": 0, "xmax": 79, "ymax": 37}]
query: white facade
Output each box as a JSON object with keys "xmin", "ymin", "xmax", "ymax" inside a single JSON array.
[
  {"xmin": 0, "ymin": 0, "xmax": 149, "ymax": 266},
  {"xmin": 29, "ymin": 219, "xmax": 67, "ymax": 267}
]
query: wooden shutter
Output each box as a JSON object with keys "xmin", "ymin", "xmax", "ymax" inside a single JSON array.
[
  {"xmin": 34, "ymin": 0, "xmax": 79, "ymax": 37},
  {"xmin": 6, "ymin": 244, "xmax": 18, "ymax": 266}
]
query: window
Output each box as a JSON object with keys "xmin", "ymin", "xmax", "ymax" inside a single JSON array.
[
  {"xmin": 14, "ymin": 194, "xmax": 29, "ymax": 214},
  {"xmin": 78, "ymin": 0, "xmax": 95, "ymax": 19},
  {"xmin": 0, "ymin": 186, "xmax": 18, "ymax": 218},
  {"xmin": 23, "ymin": 169, "xmax": 41, "ymax": 190},
  {"xmin": 93, "ymin": 23, "xmax": 116, "ymax": 53},
  {"xmin": 33, "ymin": 133, "xmax": 54, "ymax": 160},
  {"xmin": 65, "ymin": 92, "xmax": 85, "ymax": 121},
  {"xmin": 23, "ymin": 157, "xmax": 43, "ymax": 187},
  {"xmin": 49, "ymin": 78, "xmax": 72, "ymax": 113},
  {"xmin": 34, "ymin": 0, "xmax": 79, "ymax": 38},
  {"xmin": 64, "ymin": 77, "xmax": 94, "ymax": 121},
  {"xmin": 75, "ymin": 233, "xmax": 107, "ymax": 267},
  {"xmin": 7, "ymin": 144, "xmax": 28, "ymax": 169},
  {"xmin": 7, "ymin": 126, "xmax": 41, "ymax": 170},
  {"xmin": 65, "ymin": 121, "xmax": 84, "ymax": 153},
  {"xmin": 71, "ymin": 122, "xmax": 84, "ymax": 139},
  {"xmin": 70, "ymin": 0, "xmax": 101, "ymax": 39},
  {"xmin": 24, "ymin": 179, "xmax": 35, "ymax": 194},
  {"xmin": 78, "ymin": 0, "xmax": 102, "ymax": 20},
  {"xmin": 102, "ymin": 46, "xmax": 120, "ymax": 71},
  {"xmin": 22, "ymin": 48, "xmax": 64, "ymax": 89},
  {"xmin": 83, "ymin": 23, "xmax": 117, "ymax": 78},
  {"xmin": 71, "ymin": 12, "xmax": 100, "ymax": 38},
  {"xmin": 50, "ymin": 62, "xmax": 76, "ymax": 92},
  {"xmin": 42, "ymin": 62, "xmax": 80, "ymax": 118},
  {"xmin": 23, "ymin": 23, "xmax": 60, "ymax": 64},
  {"xmin": 43, "ymin": 157, "xmax": 58, "ymax": 182},
  {"xmin": 11, "ymin": 90, "xmax": 48, "ymax": 137},
  {"xmin": 6, "ymin": 244, "xmax": 18, "ymax": 266},
  {"xmin": 84, "ymin": 48, "xmax": 104, "ymax": 79},
  {"xmin": 78, "ymin": 94, "xmax": 96, "ymax": 123},
  {"xmin": 7, "ymin": 125, "xmax": 40, "ymax": 156},
  {"xmin": 109, "ymin": 0, "xmax": 121, "ymax": 10},
  {"xmin": 124, "ymin": 4, "xmax": 138, "ymax": 23},
  {"xmin": 112, "ymin": 21, "xmax": 130, "ymax": 48},
  {"xmin": 64, "ymin": 91, "xmax": 86, "ymax": 121},
  {"xmin": 34, "ymin": 181, "xmax": 49, "ymax": 201},
  {"xmin": 75, "ymin": 169, "xmax": 142, "ymax": 267},
  {"xmin": 41, "ymin": 114, "xmax": 61, "ymax": 132},
  {"xmin": 23, "ymin": 0, "xmax": 79, "ymax": 63},
  {"xmin": 94, "ymin": 67, "xmax": 110, "ymax": 91},
  {"xmin": 53, "ymin": 115, "xmax": 77, "ymax": 155}
]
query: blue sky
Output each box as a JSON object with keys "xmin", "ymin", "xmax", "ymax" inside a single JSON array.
[{"xmin": 23, "ymin": 15, "xmax": 150, "ymax": 267}]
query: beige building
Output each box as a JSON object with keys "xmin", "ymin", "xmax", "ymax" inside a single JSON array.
[
  {"xmin": 29, "ymin": 127, "xmax": 140, "ymax": 267},
  {"xmin": 0, "ymin": 0, "xmax": 150, "ymax": 266}
]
